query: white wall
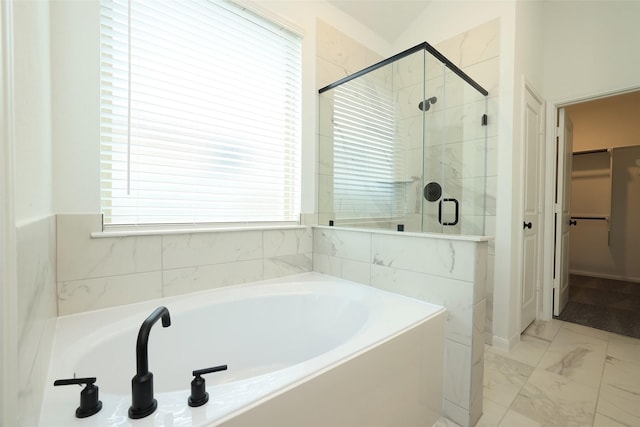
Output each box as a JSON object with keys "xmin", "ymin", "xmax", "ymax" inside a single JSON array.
[
  {"xmin": 4, "ymin": 1, "xmax": 58, "ymax": 426},
  {"xmin": 13, "ymin": 0, "xmax": 52, "ymax": 222},
  {"xmin": 542, "ymin": 0, "xmax": 640, "ymax": 103},
  {"xmin": 50, "ymin": 0, "xmax": 100, "ymax": 214}
]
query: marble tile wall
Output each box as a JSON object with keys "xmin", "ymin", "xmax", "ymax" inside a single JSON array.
[
  {"xmin": 317, "ymin": 19, "xmax": 384, "ymax": 227},
  {"xmin": 432, "ymin": 19, "xmax": 500, "ymax": 344},
  {"xmin": 316, "ymin": 18, "xmax": 499, "ymax": 290},
  {"xmin": 56, "ymin": 214, "xmax": 313, "ymax": 315},
  {"xmin": 312, "ymin": 226, "xmax": 487, "ymax": 427},
  {"xmin": 16, "ymin": 215, "xmax": 57, "ymax": 427}
]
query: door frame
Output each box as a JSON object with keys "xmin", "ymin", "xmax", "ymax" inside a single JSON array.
[
  {"xmin": 1, "ymin": 0, "xmax": 18, "ymax": 424},
  {"xmin": 540, "ymin": 85, "xmax": 640, "ymax": 320}
]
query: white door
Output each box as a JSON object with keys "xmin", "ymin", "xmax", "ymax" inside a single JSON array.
[
  {"xmin": 521, "ymin": 86, "xmax": 544, "ymax": 332},
  {"xmin": 554, "ymin": 108, "xmax": 573, "ymax": 316}
]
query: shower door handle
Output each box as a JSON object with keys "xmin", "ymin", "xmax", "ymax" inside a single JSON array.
[{"xmin": 438, "ymin": 198, "xmax": 459, "ymax": 226}]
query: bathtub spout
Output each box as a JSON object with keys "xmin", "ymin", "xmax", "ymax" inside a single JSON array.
[{"xmin": 128, "ymin": 306, "xmax": 171, "ymax": 419}]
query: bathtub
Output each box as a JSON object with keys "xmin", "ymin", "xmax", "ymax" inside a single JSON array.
[{"xmin": 40, "ymin": 272, "xmax": 446, "ymax": 426}]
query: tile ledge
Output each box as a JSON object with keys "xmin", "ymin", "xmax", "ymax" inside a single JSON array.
[
  {"xmin": 313, "ymin": 225, "xmax": 492, "ymax": 242},
  {"xmin": 91, "ymin": 224, "xmax": 308, "ymax": 238}
]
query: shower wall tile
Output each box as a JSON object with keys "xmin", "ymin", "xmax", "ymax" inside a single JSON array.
[
  {"xmin": 162, "ymin": 260, "xmax": 264, "ymax": 297},
  {"xmin": 317, "ymin": 56, "xmax": 349, "ymax": 89},
  {"xmin": 313, "ymin": 227, "xmax": 371, "ymax": 262},
  {"xmin": 264, "ymin": 253, "xmax": 313, "ymax": 279},
  {"xmin": 486, "ymin": 136, "xmax": 498, "ymax": 176},
  {"xmin": 17, "ymin": 215, "xmax": 57, "ymax": 427},
  {"xmin": 311, "ymin": 226, "xmax": 487, "ymax": 427},
  {"xmin": 371, "ymin": 264, "xmax": 474, "ymax": 346},
  {"xmin": 56, "ymin": 214, "xmax": 313, "ymax": 314},
  {"xmin": 316, "ymin": 19, "xmax": 382, "ymax": 90},
  {"xmin": 393, "ymin": 50, "xmax": 425, "ymax": 90},
  {"xmin": 445, "ymin": 339, "xmax": 472, "ymax": 409},
  {"xmin": 58, "ymin": 271, "xmax": 162, "ymax": 315},
  {"xmin": 435, "ymin": 18, "xmax": 499, "ymax": 69},
  {"xmin": 371, "ymin": 232, "xmax": 476, "ymax": 281},
  {"xmin": 263, "ymin": 228, "xmax": 312, "ymax": 257},
  {"xmin": 463, "ymin": 56, "xmax": 500, "ymax": 96},
  {"xmin": 57, "ymin": 214, "xmax": 161, "ymax": 282},
  {"xmin": 316, "ymin": 173, "xmax": 334, "ymax": 215},
  {"xmin": 162, "ymin": 230, "xmax": 263, "ymax": 270},
  {"xmin": 396, "ymin": 115, "xmax": 424, "ymax": 150},
  {"xmin": 395, "ymin": 82, "xmax": 425, "ymax": 122},
  {"xmin": 316, "ymin": 20, "xmax": 368, "ymax": 83},
  {"xmin": 318, "ymin": 93, "xmax": 334, "ymax": 138},
  {"xmin": 318, "ymin": 135, "xmax": 333, "ymax": 176}
]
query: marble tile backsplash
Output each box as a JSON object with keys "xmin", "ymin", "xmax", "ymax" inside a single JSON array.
[
  {"xmin": 17, "ymin": 215, "xmax": 57, "ymax": 427},
  {"xmin": 313, "ymin": 226, "xmax": 487, "ymax": 427},
  {"xmin": 56, "ymin": 214, "xmax": 313, "ymax": 315}
]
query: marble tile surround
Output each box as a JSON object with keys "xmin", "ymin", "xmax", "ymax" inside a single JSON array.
[
  {"xmin": 315, "ymin": 19, "xmax": 499, "ymax": 350},
  {"xmin": 16, "ymin": 215, "xmax": 57, "ymax": 427},
  {"xmin": 56, "ymin": 214, "xmax": 313, "ymax": 315},
  {"xmin": 313, "ymin": 226, "xmax": 487, "ymax": 427}
]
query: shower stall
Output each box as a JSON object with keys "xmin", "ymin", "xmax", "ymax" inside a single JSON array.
[{"xmin": 318, "ymin": 42, "xmax": 489, "ymax": 235}]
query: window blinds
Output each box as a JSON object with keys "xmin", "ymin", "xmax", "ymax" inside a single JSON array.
[
  {"xmin": 100, "ymin": 0, "xmax": 302, "ymax": 226},
  {"xmin": 332, "ymin": 78, "xmax": 403, "ymax": 220}
]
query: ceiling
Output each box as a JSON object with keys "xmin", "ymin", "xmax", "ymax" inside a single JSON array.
[{"xmin": 326, "ymin": 1, "xmax": 432, "ymax": 43}]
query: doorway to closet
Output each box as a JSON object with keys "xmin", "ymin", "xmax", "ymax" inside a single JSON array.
[{"xmin": 555, "ymin": 90, "xmax": 640, "ymax": 338}]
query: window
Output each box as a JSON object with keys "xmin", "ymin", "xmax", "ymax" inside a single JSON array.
[
  {"xmin": 100, "ymin": 0, "xmax": 302, "ymax": 226},
  {"xmin": 332, "ymin": 77, "xmax": 403, "ymax": 221}
]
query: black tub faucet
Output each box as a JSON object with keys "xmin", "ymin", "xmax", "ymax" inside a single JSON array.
[{"xmin": 128, "ymin": 306, "xmax": 171, "ymax": 419}]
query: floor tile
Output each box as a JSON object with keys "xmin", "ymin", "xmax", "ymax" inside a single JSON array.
[
  {"xmin": 607, "ymin": 332, "xmax": 640, "ymax": 364},
  {"xmin": 523, "ymin": 319, "xmax": 563, "ymax": 342},
  {"xmin": 490, "ymin": 334, "xmax": 549, "ymax": 368},
  {"xmin": 510, "ymin": 369, "xmax": 599, "ymax": 427},
  {"xmin": 597, "ymin": 356, "xmax": 640, "ymax": 426},
  {"xmin": 483, "ymin": 350, "xmax": 534, "ymax": 407},
  {"xmin": 475, "ymin": 398, "xmax": 508, "ymax": 427},
  {"xmin": 562, "ymin": 320, "xmax": 612, "ymax": 341},
  {"xmin": 536, "ymin": 326, "xmax": 607, "ymax": 388},
  {"xmin": 431, "ymin": 416, "xmax": 461, "ymax": 427},
  {"xmin": 498, "ymin": 410, "xmax": 541, "ymax": 427},
  {"xmin": 593, "ymin": 412, "xmax": 631, "ymax": 427}
]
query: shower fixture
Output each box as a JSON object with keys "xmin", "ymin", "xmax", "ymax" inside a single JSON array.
[{"xmin": 418, "ymin": 96, "xmax": 438, "ymax": 112}]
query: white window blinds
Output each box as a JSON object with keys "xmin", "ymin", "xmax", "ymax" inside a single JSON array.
[
  {"xmin": 100, "ymin": 0, "xmax": 302, "ymax": 226},
  {"xmin": 332, "ymin": 78, "xmax": 403, "ymax": 220}
]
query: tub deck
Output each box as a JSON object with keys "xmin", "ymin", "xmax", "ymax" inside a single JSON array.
[{"xmin": 40, "ymin": 273, "xmax": 446, "ymax": 426}]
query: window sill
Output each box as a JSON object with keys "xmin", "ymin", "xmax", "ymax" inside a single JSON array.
[{"xmin": 91, "ymin": 224, "xmax": 306, "ymax": 238}]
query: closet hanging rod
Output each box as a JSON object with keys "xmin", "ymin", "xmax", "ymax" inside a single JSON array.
[
  {"xmin": 570, "ymin": 216, "xmax": 608, "ymax": 220},
  {"xmin": 573, "ymin": 148, "xmax": 610, "ymax": 156}
]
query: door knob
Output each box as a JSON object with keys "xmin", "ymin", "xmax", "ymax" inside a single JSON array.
[
  {"xmin": 569, "ymin": 219, "xmax": 577, "ymax": 226},
  {"xmin": 523, "ymin": 221, "xmax": 532, "ymax": 229}
]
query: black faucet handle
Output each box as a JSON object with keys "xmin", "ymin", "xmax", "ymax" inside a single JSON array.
[
  {"xmin": 193, "ymin": 364, "xmax": 228, "ymax": 377},
  {"xmin": 188, "ymin": 364, "xmax": 228, "ymax": 408},
  {"xmin": 54, "ymin": 377, "xmax": 102, "ymax": 418}
]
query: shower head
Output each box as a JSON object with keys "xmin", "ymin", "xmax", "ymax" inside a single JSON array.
[{"xmin": 418, "ymin": 96, "xmax": 438, "ymax": 112}]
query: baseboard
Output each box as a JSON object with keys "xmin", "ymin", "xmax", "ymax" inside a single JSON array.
[
  {"xmin": 490, "ymin": 332, "xmax": 520, "ymax": 351},
  {"xmin": 570, "ymin": 270, "xmax": 640, "ymax": 284}
]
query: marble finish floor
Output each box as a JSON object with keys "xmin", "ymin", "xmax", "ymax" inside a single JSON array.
[{"xmin": 436, "ymin": 319, "xmax": 640, "ymax": 426}]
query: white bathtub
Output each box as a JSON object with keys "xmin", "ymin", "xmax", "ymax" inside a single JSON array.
[{"xmin": 40, "ymin": 273, "xmax": 446, "ymax": 426}]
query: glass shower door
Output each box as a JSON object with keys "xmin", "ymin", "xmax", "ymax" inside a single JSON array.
[{"xmin": 422, "ymin": 62, "xmax": 488, "ymax": 235}]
